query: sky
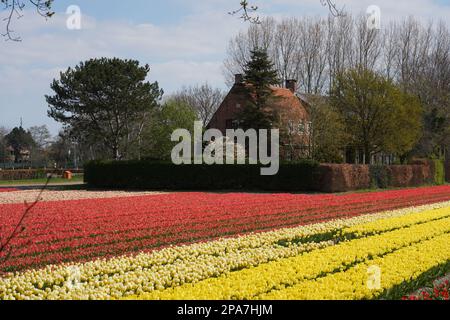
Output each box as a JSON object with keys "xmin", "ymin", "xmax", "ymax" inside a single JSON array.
[{"xmin": 1, "ymin": 0, "xmax": 450, "ymax": 135}]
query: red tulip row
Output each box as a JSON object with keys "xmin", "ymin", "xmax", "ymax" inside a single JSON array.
[
  {"xmin": 403, "ymin": 280, "xmax": 450, "ymax": 300},
  {"xmin": 0, "ymin": 186, "xmax": 449, "ymax": 272},
  {"xmin": 0, "ymin": 188, "xmax": 18, "ymax": 193}
]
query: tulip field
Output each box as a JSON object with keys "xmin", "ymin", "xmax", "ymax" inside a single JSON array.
[{"xmin": 0, "ymin": 186, "xmax": 449, "ymax": 300}]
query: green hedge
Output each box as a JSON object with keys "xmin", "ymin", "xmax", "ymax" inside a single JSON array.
[
  {"xmin": 84, "ymin": 160, "xmax": 320, "ymax": 192},
  {"xmin": 0, "ymin": 169, "xmax": 47, "ymax": 181}
]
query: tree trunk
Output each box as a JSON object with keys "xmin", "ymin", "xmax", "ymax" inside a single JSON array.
[
  {"xmin": 364, "ymin": 146, "xmax": 371, "ymax": 165},
  {"xmin": 112, "ymin": 144, "xmax": 120, "ymax": 161}
]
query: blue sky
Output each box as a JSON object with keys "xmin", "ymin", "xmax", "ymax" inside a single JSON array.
[{"xmin": 1, "ymin": 0, "xmax": 450, "ymax": 135}]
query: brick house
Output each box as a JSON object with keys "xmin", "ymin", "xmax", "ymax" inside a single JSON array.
[{"xmin": 207, "ymin": 75, "xmax": 312, "ymax": 160}]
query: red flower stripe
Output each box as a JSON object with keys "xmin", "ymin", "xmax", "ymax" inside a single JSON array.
[
  {"xmin": 0, "ymin": 186, "xmax": 449, "ymax": 272},
  {"xmin": 0, "ymin": 188, "xmax": 18, "ymax": 193}
]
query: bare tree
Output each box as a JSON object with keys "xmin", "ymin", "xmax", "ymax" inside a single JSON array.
[
  {"xmin": 296, "ymin": 17, "xmax": 328, "ymax": 94},
  {"xmin": 223, "ymin": 18, "xmax": 276, "ymax": 86},
  {"xmin": 29, "ymin": 125, "xmax": 51, "ymax": 149},
  {"xmin": 394, "ymin": 18, "xmax": 433, "ymax": 92},
  {"xmin": 381, "ymin": 21, "xmax": 399, "ymax": 80},
  {"xmin": 1, "ymin": 0, "xmax": 54, "ymax": 41},
  {"xmin": 230, "ymin": 0, "xmax": 345, "ymax": 23},
  {"xmin": 353, "ymin": 15, "xmax": 382, "ymax": 71},
  {"xmin": 171, "ymin": 83, "xmax": 226, "ymax": 125},
  {"xmin": 326, "ymin": 14, "xmax": 354, "ymax": 91},
  {"xmin": 274, "ymin": 18, "xmax": 300, "ymax": 86}
]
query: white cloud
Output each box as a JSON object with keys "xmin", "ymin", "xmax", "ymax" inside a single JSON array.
[
  {"xmin": 0, "ymin": 0, "xmax": 449, "ymax": 134},
  {"xmin": 267, "ymin": 0, "xmax": 450, "ymax": 24},
  {"xmin": 0, "ymin": 7, "xmax": 243, "ymax": 133}
]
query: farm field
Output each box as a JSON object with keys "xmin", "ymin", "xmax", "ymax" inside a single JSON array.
[{"xmin": 0, "ymin": 186, "xmax": 449, "ymax": 300}]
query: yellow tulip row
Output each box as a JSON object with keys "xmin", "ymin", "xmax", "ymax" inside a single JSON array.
[
  {"xmin": 261, "ymin": 232, "xmax": 450, "ymax": 300},
  {"xmin": 1, "ymin": 201, "xmax": 449, "ymax": 300},
  {"xmin": 134, "ymin": 209, "xmax": 450, "ymax": 300}
]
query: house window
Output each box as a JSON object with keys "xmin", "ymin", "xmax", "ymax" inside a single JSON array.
[
  {"xmin": 226, "ymin": 119, "xmax": 241, "ymax": 129},
  {"xmin": 298, "ymin": 121, "xmax": 306, "ymax": 134},
  {"xmin": 232, "ymin": 120, "xmax": 241, "ymax": 129}
]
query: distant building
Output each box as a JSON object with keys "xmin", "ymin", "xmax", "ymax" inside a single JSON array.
[
  {"xmin": 208, "ymin": 75, "xmax": 312, "ymax": 160},
  {"xmin": 6, "ymin": 145, "xmax": 31, "ymax": 163}
]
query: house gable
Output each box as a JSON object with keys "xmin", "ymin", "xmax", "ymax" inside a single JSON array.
[{"xmin": 207, "ymin": 75, "xmax": 310, "ymax": 134}]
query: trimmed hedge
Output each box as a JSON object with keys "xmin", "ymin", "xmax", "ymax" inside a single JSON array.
[
  {"xmin": 320, "ymin": 164, "xmax": 434, "ymax": 192},
  {"xmin": 0, "ymin": 169, "xmax": 47, "ymax": 181},
  {"xmin": 85, "ymin": 160, "xmax": 441, "ymax": 193},
  {"xmin": 317, "ymin": 164, "xmax": 370, "ymax": 193},
  {"xmin": 84, "ymin": 160, "xmax": 320, "ymax": 192},
  {"xmin": 383, "ymin": 165, "xmax": 432, "ymax": 188},
  {"xmin": 0, "ymin": 169, "xmax": 84, "ymax": 181}
]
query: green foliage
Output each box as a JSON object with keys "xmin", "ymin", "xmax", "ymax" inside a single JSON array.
[
  {"xmin": 331, "ymin": 68, "xmax": 423, "ymax": 164},
  {"xmin": 384, "ymin": 92, "xmax": 423, "ymax": 160},
  {"xmin": 432, "ymin": 159, "xmax": 445, "ymax": 185},
  {"xmin": 238, "ymin": 48, "xmax": 279, "ymax": 130},
  {"xmin": 46, "ymin": 57, "xmax": 163, "ymax": 160},
  {"xmin": 84, "ymin": 160, "xmax": 320, "ymax": 192},
  {"xmin": 141, "ymin": 99, "xmax": 198, "ymax": 160},
  {"xmin": 307, "ymin": 96, "xmax": 347, "ymax": 163}
]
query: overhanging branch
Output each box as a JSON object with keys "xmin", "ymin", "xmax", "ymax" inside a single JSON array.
[
  {"xmin": 230, "ymin": 0, "xmax": 345, "ymax": 24},
  {"xmin": 1, "ymin": 0, "xmax": 54, "ymax": 41}
]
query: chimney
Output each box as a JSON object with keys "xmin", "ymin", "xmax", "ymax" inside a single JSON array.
[
  {"xmin": 235, "ymin": 74, "xmax": 244, "ymax": 85},
  {"xmin": 285, "ymin": 79, "xmax": 297, "ymax": 93}
]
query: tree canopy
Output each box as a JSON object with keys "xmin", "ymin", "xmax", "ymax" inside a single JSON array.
[
  {"xmin": 46, "ymin": 58, "xmax": 163, "ymax": 160},
  {"xmin": 330, "ymin": 68, "xmax": 423, "ymax": 164},
  {"xmin": 141, "ymin": 99, "xmax": 197, "ymax": 160}
]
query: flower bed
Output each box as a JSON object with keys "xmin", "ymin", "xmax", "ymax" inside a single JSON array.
[
  {"xmin": 403, "ymin": 279, "xmax": 450, "ymax": 300},
  {"xmin": 1, "ymin": 202, "xmax": 449, "ymax": 300},
  {"xmin": 1, "ymin": 186, "xmax": 450, "ymax": 273},
  {"xmin": 134, "ymin": 208, "xmax": 450, "ymax": 300}
]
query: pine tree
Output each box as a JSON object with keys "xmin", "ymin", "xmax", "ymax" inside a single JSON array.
[
  {"xmin": 46, "ymin": 58, "xmax": 163, "ymax": 160},
  {"xmin": 238, "ymin": 48, "xmax": 279, "ymax": 130}
]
